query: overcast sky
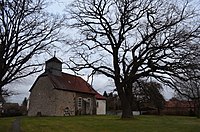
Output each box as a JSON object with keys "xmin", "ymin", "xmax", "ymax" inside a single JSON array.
[{"xmin": 6, "ymin": 0, "xmax": 176, "ymax": 104}]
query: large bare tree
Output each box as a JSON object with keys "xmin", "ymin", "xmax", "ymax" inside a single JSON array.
[
  {"xmin": 66, "ymin": 0, "xmax": 200, "ymax": 118},
  {"xmin": 0, "ymin": 0, "xmax": 64, "ymax": 101}
]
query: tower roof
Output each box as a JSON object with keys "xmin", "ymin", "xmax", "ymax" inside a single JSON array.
[{"xmin": 46, "ymin": 57, "xmax": 62, "ymax": 64}]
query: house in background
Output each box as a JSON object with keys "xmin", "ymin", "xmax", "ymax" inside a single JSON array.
[
  {"xmin": 162, "ymin": 98, "xmax": 195, "ymax": 116},
  {"xmin": 0, "ymin": 103, "xmax": 21, "ymax": 116},
  {"xmin": 28, "ymin": 57, "xmax": 106, "ymax": 116}
]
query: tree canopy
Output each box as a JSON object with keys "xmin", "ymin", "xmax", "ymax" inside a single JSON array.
[
  {"xmin": 66, "ymin": 0, "xmax": 200, "ymax": 118},
  {"xmin": 0, "ymin": 0, "xmax": 64, "ymax": 99}
]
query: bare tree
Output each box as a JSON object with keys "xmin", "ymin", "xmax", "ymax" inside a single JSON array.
[
  {"xmin": 66, "ymin": 0, "xmax": 200, "ymax": 118},
  {"xmin": 174, "ymin": 44, "xmax": 200, "ymax": 118},
  {"xmin": 0, "ymin": 0, "xmax": 64, "ymax": 101}
]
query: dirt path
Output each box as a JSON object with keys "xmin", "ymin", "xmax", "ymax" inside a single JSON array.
[{"xmin": 11, "ymin": 117, "xmax": 21, "ymax": 132}]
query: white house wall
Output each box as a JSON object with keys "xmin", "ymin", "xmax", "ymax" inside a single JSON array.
[{"xmin": 96, "ymin": 100, "xmax": 106, "ymax": 115}]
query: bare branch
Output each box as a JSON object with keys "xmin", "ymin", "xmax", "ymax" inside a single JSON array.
[{"xmin": 0, "ymin": 0, "xmax": 64, "ymax": 97}]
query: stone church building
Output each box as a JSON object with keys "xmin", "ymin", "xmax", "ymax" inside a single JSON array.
[{"xmin": 28, "ymin": 57, "xmax": 106, "ymax": 116}]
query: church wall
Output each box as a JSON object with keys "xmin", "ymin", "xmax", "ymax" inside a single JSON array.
[
  {"xmin": 28, "ymin": 76, "xmax": 57, "ymax": 116},
  {"xmin": 54, "ymin": 90, "xmax": 76, "ymax": 116},
  {"xmin": 75, "ymin": 93, "xmax": 96, "ymax": 115}
]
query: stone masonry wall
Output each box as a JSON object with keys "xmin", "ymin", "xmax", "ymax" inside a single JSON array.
[
  {"xmin": 54, "ymin": 90, "xmax": 76, "ymax": 116},
  {"xmin": 28, "ymin": 76, "xmax": 56, "ymax": 116}
]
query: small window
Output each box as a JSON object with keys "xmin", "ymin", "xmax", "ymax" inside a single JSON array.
[
  {"xmin": 78, "ymin": 97, "xmax": 82, "ymax": 108},
  {"xmin": 96, "ymin": 102, "xmax": 99, "ymax": 107}
]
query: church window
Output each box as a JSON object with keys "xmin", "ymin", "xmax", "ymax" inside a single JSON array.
[{"xmin": 78, "ymin": 97, "xmax": 82, "ymax": 108}]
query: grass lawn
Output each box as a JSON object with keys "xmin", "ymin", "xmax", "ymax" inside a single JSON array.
[
  {"xmin": 0, "ymin": 117, "xmax": 15, "ymax": 132},
  {"xmin": 20, "ymin": 115, "xmax": 200, "ymax": 132}
]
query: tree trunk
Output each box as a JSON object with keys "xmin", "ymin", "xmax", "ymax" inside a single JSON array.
[
  {"xmin": 121, "ymin": 97, "xmax": 133, "ymax": 118},
  {"xmin": 197, "ymin": 101, "xmax": 200, "ymax": 118},
  {"xmin": 197, "ymin": 109, "xmax": 200, "ymax": 118},
  {"xmin": 117, "ymin": 85, "xmax": 133, "ymax": 119},
  {"xmin": 157, "ymin": 107, "xmax": 160, "ymax": 115}
]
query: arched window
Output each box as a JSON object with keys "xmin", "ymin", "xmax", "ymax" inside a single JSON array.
[{"xmin": 78, "ymin": 97, "xmax": 82, "ymax": 108}]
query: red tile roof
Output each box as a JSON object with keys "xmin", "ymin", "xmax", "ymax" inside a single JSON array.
[
  {"xmin": 48, "ymin": 73, "xmax": 96, "ymax": 94},
  {"xmin": 94, "ymin": 91, "xmax": 106, "ymax": 100}
]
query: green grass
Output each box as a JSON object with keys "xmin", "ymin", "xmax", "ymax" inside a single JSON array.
[
  {"xmin": 20, "ymin": 115, "xmax": 200, "ymax": 132},
  {"xmin": 0, "ymin": 117, "xmax": 15, "ymax": 132}
]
